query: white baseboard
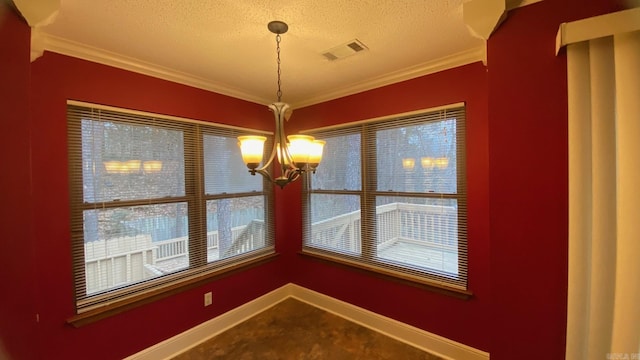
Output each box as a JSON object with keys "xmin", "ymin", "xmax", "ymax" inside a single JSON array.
[
  {"xmin": 287, "ymin": 284, "xmax": 489, "ymax": 360},
  {"xmin": 126, "ymin": 283, "xmax": 489, "ymax": 360},
  {"xmin": 124, "ymin": 285, "xmax": 291, "ymax": 360}
]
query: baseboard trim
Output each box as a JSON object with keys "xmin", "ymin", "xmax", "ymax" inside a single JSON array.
[
  {"xmin": 126, "ymin": 283, "xmax": 489, "ymax": 360},
  {"xmin": 124, "ymin": 285, "xmax": 290, "ymax": 360},
  {"xmin": 288, "ymin": 284, "xmax": 489, "ymax": 360}
]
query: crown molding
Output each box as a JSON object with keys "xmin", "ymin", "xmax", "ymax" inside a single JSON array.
[
  {"xmin": 506, "ymin": 0, "xmax": 543, "ymax": 11},
  {"xmin": 31, "ymin": 31, "xmax": 485, "ymax": 109},
  {"xmin": 30, "ymin": 31, "xmax": 271, "ymax": 105},
  {"xmin": 293, "ymin": 45, "xmax": 486, "ymax": 109}
]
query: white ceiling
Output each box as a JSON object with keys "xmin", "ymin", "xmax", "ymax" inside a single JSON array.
[{"xmin": 36, "ymin": 0, "xmax": 488, "ymax": 107}]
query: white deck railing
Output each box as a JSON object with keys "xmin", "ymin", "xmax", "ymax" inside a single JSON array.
[
  {"xmin": 308, "ymin": 202, "xmax": 458, "ymax": 253},
  {"xmin": 85, "ymin": 204, "xmax": 455, "ymax": 294},
  {"xmin": 84, "ymin": 224, "xmax": 259, "ymax": 294}
]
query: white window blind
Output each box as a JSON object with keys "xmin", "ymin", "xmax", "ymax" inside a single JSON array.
[
  {"xmin": 67, "ymin": 102, "xmax": 274, "ymax": 313},
  {"xmin": 302, "ymin": 104, "xmax": 467, "ymax": 290}
]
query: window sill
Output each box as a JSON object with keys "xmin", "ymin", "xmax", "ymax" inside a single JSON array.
[
  {"xmin": 67, "ymin": 252, "xmax": 279, "ymax": 328},
  {"xmin": 298, "ymin": 251, "xmax": 473, "ymax": 300}
]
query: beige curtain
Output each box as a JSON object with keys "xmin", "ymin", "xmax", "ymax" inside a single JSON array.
[{"xmin": 565, "ymin": 14, "xmax": 640, "ymax": 360}]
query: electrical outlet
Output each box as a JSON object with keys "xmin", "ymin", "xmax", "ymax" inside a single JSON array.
[{"xmin": 204, "ymin": 292, "xmax": 213, "ymax": 307}]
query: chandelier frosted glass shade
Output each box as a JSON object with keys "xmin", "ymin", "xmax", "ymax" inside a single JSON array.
[
  {"xmin": 237, "ymin": 135, "xmax": 267, "ymax": 169},
  {"xmin": 238, "ymin": 102, "xmax": 325, "ymax": 188},
  {"xmin": 307, "ymin": 139, "xmax": 326, "ymax": 168}
]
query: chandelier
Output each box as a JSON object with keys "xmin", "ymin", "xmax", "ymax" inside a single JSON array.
[{"xmin": 237, "ymin": 21, "xmax": 325, "ymax": 189}]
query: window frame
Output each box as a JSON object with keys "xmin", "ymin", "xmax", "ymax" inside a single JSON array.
[
  {"xmin": 67, "ymin": 101, "xmax": 275, "ymax": 326},
  {"xmin": 301, "ymin": 103, "xmax": 469, "ymax": 295}
]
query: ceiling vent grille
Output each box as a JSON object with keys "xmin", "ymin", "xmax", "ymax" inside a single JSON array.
[{"xmin": 322, "ymin": 39, "xmax": 368, "ymax": 61}]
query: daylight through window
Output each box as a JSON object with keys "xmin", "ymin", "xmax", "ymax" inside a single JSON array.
[
  {"xmin": 67, "ymin": 102, "xmax": 274, "ymax": 313},
  {"xmin": 302, "ymin": 104, "xmax": 467, "ymax": 290}
]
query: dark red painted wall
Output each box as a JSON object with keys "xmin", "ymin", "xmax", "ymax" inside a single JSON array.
[
  {"xmin": 1, "ymin": 0, "xmax": 627, "ymax": 359},
  {"xmin": 23, "ymin": 51, "xmax": 290, "ymax": 359},
  {"xmin": 281, "ymin": 1, "xmax": 625, "ymax": 358},
  {"xmin": 0, "ymin": 4, "xmax": 38, "ymax": 360},
  {"xmin": 14, "ymin": 50, "xmax": 287, "ymax": 359},
  {"xmin": 488, "ymin": 3, "xmax": 570, "ymax": 357},
  {"xmin": 487, "ymin": 1, "xmax": 621, "ymax": 359},
  {"xmin": 287, "ymin": 62, "xmax": 491, "ymax": 350}
]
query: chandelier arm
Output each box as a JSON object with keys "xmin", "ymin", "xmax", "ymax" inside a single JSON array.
[
  {"xmin": 254, "ymin": 102, "xmax": 298, "ymax": 175},
  {"xmin": 275, "ymin": 119, "xmax": 292, "ymax": 177},
  {"xmin": 252, "ymin": 167, "xmax": 274, "ymax": 182},
  {"xmin": 273, "ymin": 102, "xmax": 298, "ymax": 172},
  {"xmin": 256, "ymin": 168, "xmax": 294, "ymax": 190},
  {"xmin": 285, "ymin": 168, "xmax": 303, "ymax": 183},
  {"xmin": 251, "ymin": 167, "xmax": 297, "ymax": 190},
  {"xmin": 254, "ymin": 134, "xmax": 279, "ymax": 172},
  {"xmin": 278, "ymin": 141, "xmax": 298, "ymax": 173}
]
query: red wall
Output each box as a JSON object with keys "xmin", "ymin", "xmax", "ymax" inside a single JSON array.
[
  {"xmin": 0, "ymin": 0, "xmax": 626, "ymax": 359},
  {"xmin": 5, "ymin": 41, "xmax": 289, "ymax": 360},
  {"xmin": 488, "ymin": 3, "xmax": 571, "ymax": 358},
  {"xmin": 286, "ymin": 63, "xmax": 491, "ymax": 350},
  {"xmin": 0, "ymin": 4, "xmax": 38, "ymax": 360},
  {"xmin": 24, "ymin": 51, "xmax": 290, "ymax": 359},
  {"xmin": 279, "ymin": 1, "xmax": 625, "ymax": 358},
  {"xmin": 487, "ymin": 1, "xmax": 622, "ymax": 359}
]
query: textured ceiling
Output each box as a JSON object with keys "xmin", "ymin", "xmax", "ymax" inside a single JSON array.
[{"xmin": 39, "ymin": 0, "xmax": 485, "ymax": 107}]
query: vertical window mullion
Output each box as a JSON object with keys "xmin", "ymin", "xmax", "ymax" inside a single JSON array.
[
  {"xmin": 361, "ymin": 125, "xmax": 376, "ymax": 260},
  {"xmin": 186, "ymin": 125, "xmax": 207, "ymax": 268}
]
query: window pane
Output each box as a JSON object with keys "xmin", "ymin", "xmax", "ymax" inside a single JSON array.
[
  {"xmin": 83, "ymin": 203, "xmax": 189, "ymax": 295},
  {"xmin": 301, "ymin": 106, "xmax": 466, "ymax": 289},
  {"xmin": 81, "ymin": 119, "xmax": 185, "ymax": 203},
  {"xmin": 311, "ymin": 133, "xmax": 361, "ymax": 190},
  {"xmin": 375, "ymin": 196, "xmax": 458, "ymax": 275},
  {"xmin": 204, "ymin": 134, "xmax": 262, "ymax": 194},
  {"xmin": 206, "ymin": 196, "xmax": 266, "ymax": 262},
  {"xmin": 70, "ymin": 104, "xmax": 277, "ymax": 313},
  {"xmin": 376, "ymin": 119, "xmax": 456, "ymax": 193},
  {"xmin": 308, "ymin": 194, "xmax": 361, "ymax": 255}
]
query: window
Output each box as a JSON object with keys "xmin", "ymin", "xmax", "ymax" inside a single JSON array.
[
  {"xmin": 67, "ymin": 102, "xmax": 274, "ymax": 314},
  {"xmin": 302, "ymin": 104, "xmax": 467, "ymax": 290}
]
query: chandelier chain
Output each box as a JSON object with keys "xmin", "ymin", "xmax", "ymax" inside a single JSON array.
[{"xmin": 276, "ymin": 34, "xmax": 282, "ymax": 102}]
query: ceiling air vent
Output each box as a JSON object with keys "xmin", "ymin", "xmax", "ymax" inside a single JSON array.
[{"xmin": 322, "ymin": 39, "xmax": 368, "ymax": 61}]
